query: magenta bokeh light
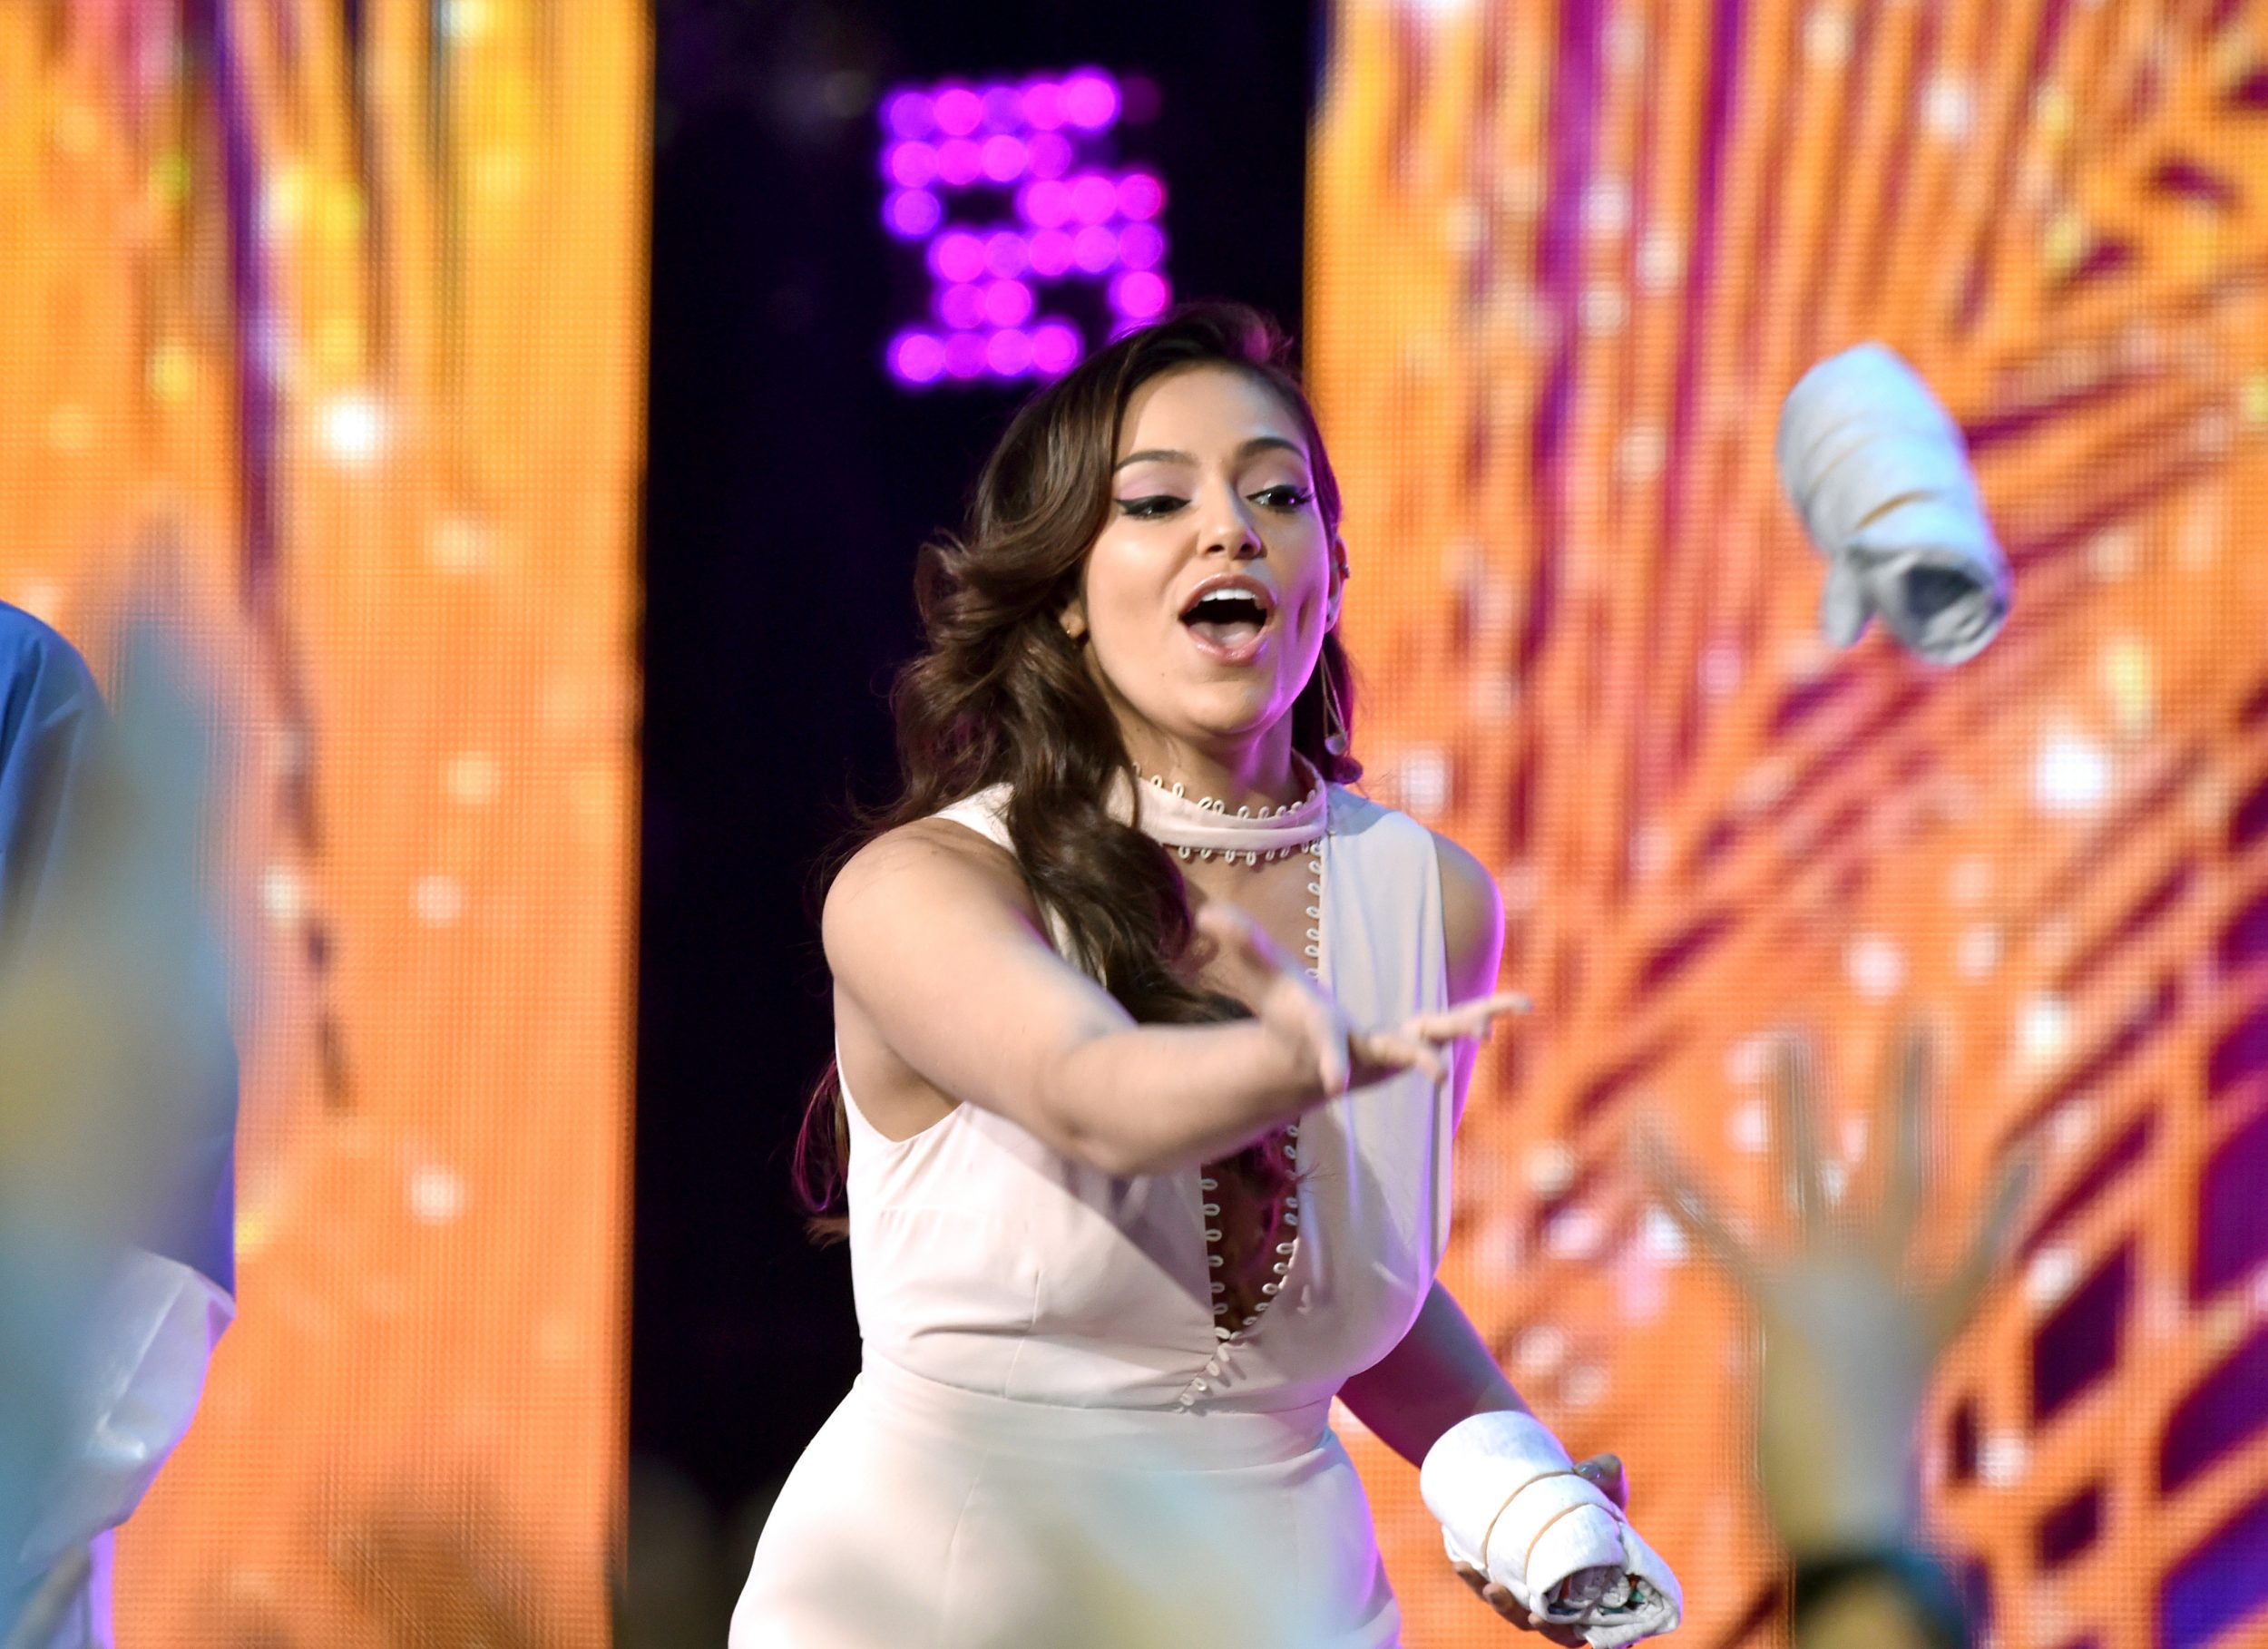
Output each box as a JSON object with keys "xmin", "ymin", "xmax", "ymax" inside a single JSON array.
[
  {"xmin": 1110, "ymin": 271, "xmax": 1169, "ymax": 320},
  {"xmin": 980, "ymin": 135, "xmax": 1028, "ymax": 183},
  {"xmin": 1069, "ymin": 174, "xmax": 1119, "ymax": 224},
  {"xmin": 1025, "ymin": 132, "xmax": 1074, "ymax": 180},
  {"xmin": 886, "ymin": 142, "xmax": 937, "ymax": 188},
  {"xmin": 928, "ymin": 230, "xmax": 987, "ymax": 284},
  {"xmin": 987, "ymin": 328, "xmax": 1035, "ymax": 376},
  {"xmin": 1116, "ymin": 173, "xmax": 1165, "ymax": 220},
  {"xmin": 982, "ymin": 279, "xmax": 1035, "ymax": 327},
  {"xmin": 933, "ymin": 86, "xmax": 984, "ymax": 138},
  {"xmin": 882, "ymin": 68, "xmax": 1167, "ymax": 387},
  {"xmin": 1031, "ymin": 321, "xmax": 1081, "ymax": 376},
  {"xmin": 1026, "ymin": 229, "xmax": 1074, "ymax": 278},
  {"xmin": 944, "ymin": 332, "xmax": 990, "ymax": 379},
  {"xmin": 890, "ymin": 331, "xmax": 948, "ymax": 384},
  {"xmin": 934, "ymin": 138, "xmax": 982, "ymax": 188},
  {"xmin": 1117, "ymin": 222, "xmax": 1165, "ymax": 270},
  {"xmin": 1061, "ymin": 72, "xmax": 1120, "ymax": 130},
  {"xmin": 938, "ymin": 282, "xmax": 986, "ymax": 331},
  {"xmin": 1018, "ymin": 180, "xmax": 1070, "ymax": 229},
  {"xmin": 885, "ymin": 92, "xmax": 936, "ymax": 141},
  {"xmin": 884, "ymin": 189, "xmax": 943, "ymax": 239},
  {"xmin": 985, "ymin": 231, "xmax": 1031, "ymax": 278},
  {"xmin": 1070, "ymin": 225, "xmax": 1119, "ymax": 274},
  {"xmin": 1020, "ymin": 81, "xmax": 1065, "ymax": 131}
]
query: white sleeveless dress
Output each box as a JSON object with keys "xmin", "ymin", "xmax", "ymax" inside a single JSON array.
[{"xmin": 732, "ymin": 783, "xmax": 1452, "ymax": 1649}]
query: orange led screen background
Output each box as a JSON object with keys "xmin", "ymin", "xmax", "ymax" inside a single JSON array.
[
  {"xmin": 0, "ymin": 5, "xmax": 645, "ymax": 1644},
  {"xmin": 1310, "ymin": 2, "xmax": 2268, "ymax": 1646}
]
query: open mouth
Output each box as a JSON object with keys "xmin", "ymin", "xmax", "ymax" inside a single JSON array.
[{"xmin": 1178, "ymin": 581, "xmax": 1274, "ymax": 653}]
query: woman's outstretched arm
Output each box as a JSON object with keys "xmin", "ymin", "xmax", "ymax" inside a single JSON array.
[{"xmin": 824, "ymin": 818, "xmax": 1520, "ymax": 1178}]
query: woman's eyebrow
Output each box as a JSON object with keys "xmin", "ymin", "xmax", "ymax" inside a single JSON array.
[{"xmin": 1111, "ymin": 435, "xmax": 1308, "ymax": 473}]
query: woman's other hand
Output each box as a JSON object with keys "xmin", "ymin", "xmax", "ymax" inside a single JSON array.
[{"xmin": 1447, "ymin": 1455, "xmax": 1628, "ymax": 1640}]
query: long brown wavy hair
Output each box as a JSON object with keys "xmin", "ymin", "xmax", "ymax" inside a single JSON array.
[{"xmin": 793, "ymin": 302, "xmax": 1360, "ymax": 1233}]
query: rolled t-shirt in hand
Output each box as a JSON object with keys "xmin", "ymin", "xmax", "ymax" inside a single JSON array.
[{"xmin": 1421, "ymin": 1409, "xmax": 1683, "ymax": 1648}]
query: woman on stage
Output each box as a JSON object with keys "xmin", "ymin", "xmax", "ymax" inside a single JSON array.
[{"xmin": 733, "ymin": 304, "xmax": 1677, "ymax": 1648}]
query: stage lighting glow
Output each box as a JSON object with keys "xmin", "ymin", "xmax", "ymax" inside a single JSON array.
[
  {"xmin": 987, "ymin": 328, "xmax": 1035, "ymax": 376},
  {"xmin": 1117, "ymin": 172, "xmax": 1165, "ymax": 220},
  {"xmin": 1025, "ymin": 132, "xmax": 1074, "ymax": 179},
  {"xmin": 983, "ymin": 280, "xmax": 1035, "ymax": 327},
  {"xmin": 1069, "ymin": 173, "xmax": 1119, "ymax": 224},
  {"xmin": 943, "ymin": 332, "xmax": 989, "ymax": 379},
  {"xmin": 886, "ymin": 141, "xmax": 938, "ymax": 189},
  {"xmin": 882, "ymin": 68, "xmax": 1162, "ymax": 387},
  {"xmin": 883, "ymin": 190, "xmax": 942, "ymax": 239},
  {"xmin": 929, "ymin": 230, "xmax": 986, "ymax": 283},
  {"xmin": 984, "ymin": 232, "xmax": 1030, "ymax": 278},
  {"xmin": 982, "ymin": 87, "xmax": 1023, "ymax": 131},
  {"xmin": 1017, "ymin": 180, "xmax": 1070, "ymax": 228},
  {"xmin": 1110, "ymin": 271, "xmax": 1168, "ymax": 320},
  {"xmin": 937, "ymin": 283, "xmax": 985, "ymax": 331},
  {"xmin": 1031, "ymin": 321, "xmax": 1081, "ymax": 376},
  {"xmin": 1071, "ymin": 226, "xmax": 1119, "ymax": 274},
  {"xmin": 889, "ymin": 331, "xmax": 947, "ymax": 385},
  {"xmin": 319, "ymin": 392, "xmax": 387, "ymax": 465},
  {"xmin": 980, "ymin": 135, "xmax": 1029, "ymax": 182},
  {"xmin": 1061, "ymin": 70, "xmax": 1120, "ymax": 129},
  {"xmin": 934, "ymin": 138, "xmax": 982, "ymax": 188},
  {"xmin": 1117, "ymin": 222, "xmax": 1165, "ymax": 270},
  {"xmin": 2036, "ymin": 728, "xmax": 2112, "ymax": 814},
  {"xmin": 885, "ymin": 91, "xmax": 936, "ymax": 140},
  {"xmin": 1020, "ymin": 81, "xmax": 1066, "ymax": 131},
  {"xmin": 933, "ymin": 85, "xmax": 983, "ymax": 137}
]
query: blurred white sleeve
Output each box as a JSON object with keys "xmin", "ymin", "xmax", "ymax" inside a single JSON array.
[{"xmin": 6, "ymin": 1248, "xmax": 232, "ymax": 1649}]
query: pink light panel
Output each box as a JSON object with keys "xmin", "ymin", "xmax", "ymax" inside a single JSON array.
[{"xmin": 881, "ymin": 69, "xmax": 1171, "ymax": 387}]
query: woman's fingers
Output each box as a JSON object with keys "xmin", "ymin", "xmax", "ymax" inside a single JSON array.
[
  {"xmin": 1346, "ymin": 991, "xmax": 1533, "ymax": 1088},
  {"xmin": 1404, "ymin": 991, "xmax": 1533, "ymax": 1043},
  {"xmin": 1352, "ymin": 1028, "xmax": 1446, "ymax": 1084},
  {"xmin": 1452, "ymin": 1557, "xmax": 1587, "ymax": 1643},
  {"xmin": 1574, "ymin": 1452, "xmax": 1628, "ymax": 1512}
]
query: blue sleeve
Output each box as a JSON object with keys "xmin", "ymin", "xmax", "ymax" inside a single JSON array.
[{"xmin": 0, "ymin": 607, "xmax": 239, "ymax": 1293}]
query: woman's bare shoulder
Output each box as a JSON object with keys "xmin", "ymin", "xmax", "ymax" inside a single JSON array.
[
  {"xmin": 1428, "ymin": 827, "xmax": 1506, "ymax": 1001},
  {"xmin": 823, "ymin": 815, "xmax": 1038, "ymax": 955}
]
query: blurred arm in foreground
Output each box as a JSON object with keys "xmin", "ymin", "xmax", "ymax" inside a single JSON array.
[
  {"xmin": 0, "ymin": 610, "xmax": 238, "ymax": 1649},
  {"xmin": 1634, "ymin": 1029, "xmax": 2030, "ymax": 1649}
]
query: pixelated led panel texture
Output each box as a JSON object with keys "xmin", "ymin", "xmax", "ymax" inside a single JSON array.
[
  {"xmin": 1310, "ymin": 1, "xmax": 2268, "ymax": 1646},
  {"xmin": 0, "ymin": 4, "xmax": 645, "ymax": 1644}
]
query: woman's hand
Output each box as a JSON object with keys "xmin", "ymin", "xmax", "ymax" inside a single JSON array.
[
  {"xmin": 1196, "ymin": 901, "xmax": 1530, "ymax": 1096},
  {"xmin": 1448, "ymin": 1455, "xmax": 1628, "ymax": 1641}
]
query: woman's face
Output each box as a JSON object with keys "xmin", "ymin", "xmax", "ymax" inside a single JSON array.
[{"xmin": 1068, "ymin": 363, "xmax": 1340, "ymax": 763}]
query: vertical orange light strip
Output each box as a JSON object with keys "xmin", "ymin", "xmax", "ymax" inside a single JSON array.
[{"xmin": 0, "ymin": 3, "xmax": 647, "ymax": 1643}]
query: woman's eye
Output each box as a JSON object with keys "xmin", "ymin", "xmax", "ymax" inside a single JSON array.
[
  {"xmin": 1255, "ymin": 485, "xmax": 1314, "ymax": 511},
  {"xmin": 1117, "ymin": 494, "xmax": 1185, "ymax": 519}
]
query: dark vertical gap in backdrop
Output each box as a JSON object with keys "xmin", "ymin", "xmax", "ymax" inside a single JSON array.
[{"xmin": 637, "ymin": 0, "xmax": 1318, "ymax": 1522}]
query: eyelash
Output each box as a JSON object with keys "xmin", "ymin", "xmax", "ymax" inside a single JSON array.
[{"xmin": 1117, "ymin": 485, "xmax": 1313, "ymax": 520}]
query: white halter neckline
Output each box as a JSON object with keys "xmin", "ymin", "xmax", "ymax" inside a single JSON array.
[{"xmin": 1115, "ymin": 756, "xmax": 1328, "ymax": 864}]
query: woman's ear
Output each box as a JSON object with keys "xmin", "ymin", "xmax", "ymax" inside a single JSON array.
[
  {"xmin": 1060, "ymin": 597, "xmax": 1089, "ymax": 643},
  {"xmin": 1326, "ymin": 536, "xmax": 1350, "ymax": 629}
]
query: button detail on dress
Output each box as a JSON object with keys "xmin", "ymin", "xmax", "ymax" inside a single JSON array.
[{"xmin": 1171, "ymin": 825, "xmax": 1326, "ymax": 1414}]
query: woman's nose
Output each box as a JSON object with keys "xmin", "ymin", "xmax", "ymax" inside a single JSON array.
[{"xmin": 1199, "ymin": 490, "xmax": 1263, "ymax": 558}]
